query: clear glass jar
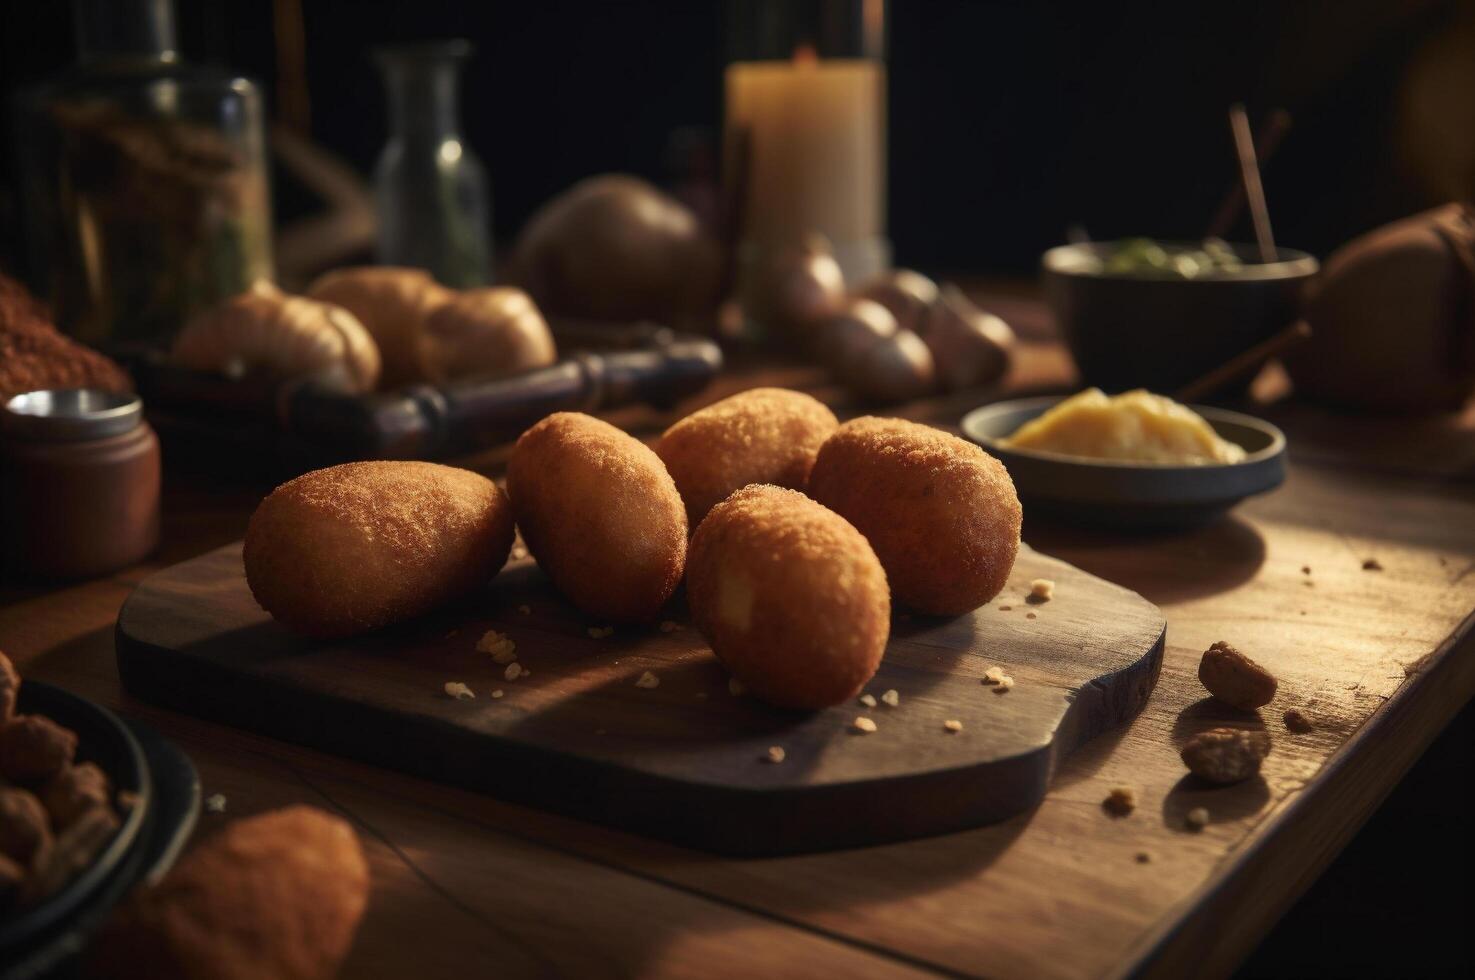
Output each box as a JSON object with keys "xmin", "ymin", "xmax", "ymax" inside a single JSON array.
[
  {"xmin": 11, "ymin": 0, "xmax": 273, "ymax": 345},
  {"xmin": 372, "ymin": 41, "xmax": 492, "ymax": 289},
  {"xmin": 724, "ymin": 0, "xmax": 890, "ymax": 285}
]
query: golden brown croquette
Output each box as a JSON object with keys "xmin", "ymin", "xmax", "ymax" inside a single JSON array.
[
  {"xmin": 687, "ymin": 485, "xmax": 889, "ymax": 710},
  {"xmin": 655, "ymin": 387, "xmax": 839, "ymax": 527},
  {"xmin": 244, "ymin": 461, "xmax": 514, "ymax": 637},
  {"xmin": 807, "ymin": 417, "xmax": 1021, "ymax": 615},
  {"xmin": 507, "ymin": 412, "xmax": 687, "ymax": 622}
]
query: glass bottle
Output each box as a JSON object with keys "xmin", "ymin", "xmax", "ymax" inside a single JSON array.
[
  {"xmin": 11, "ymin": 0, "xmax": 273, "ymax": 344},
  {"xmin": 372, "ymin": 41, "xmax": 491, "ymax": 288}
]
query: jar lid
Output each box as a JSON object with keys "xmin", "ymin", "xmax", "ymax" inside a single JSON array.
[{"xmin": 2, "ymin": 389, "xmax": 143, "ymax": 442}]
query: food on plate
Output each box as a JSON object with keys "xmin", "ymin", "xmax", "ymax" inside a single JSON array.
[
  {"xmin": 1180, "ymin": 727, "xmax": 1270, "ymax": 784},
  {"xmin": 1283, "ymin": 203, "xmax": 1475, "ymax": 412},
  {"xmin": 808, "ymin": 417, "xmax": 1021, "ymax": 616},
  {"xmin": 0, "ymin": 713, "xmax": 77, "ymax": 782},
  {"xmin": 309, "ymin": 267, "xmax": 556, "ymax": 387},
  {"xmin": 244, "ymin": 461, "xmax": 514, "ymax": 637},
  {"xmin": 1080, "ymin": 237, "xmax": 1248, "ymax": 279},
  {"xmin": 1197, "ymin": 640, "xmax": 1278, "ymax": 710},
  {"xmin": 172, "ymin": 280, "xmax": 381, "ymax": 394},
  {"xmin": 0, "ymin": 272, "xmax": 133, "ymax": 400},
  {"xmin": 1000, "ymin": 388, "xmax": 1247, "ymax": 465},
  {"xmin": 655, "ymin": 387, "xmax": 838, "ymax": 526},
  {"xmin": 511, "ymin": 174, "xmax": 724, "ymax": 326},
  {"xmin": 686, "ymin": 485, "xmax": 889, "ymax": 710},
  {"xmin": 507, "ymin": 412, "xmax": 687, "ymax": 622},
  {"xmin": 92, "ymin": 806, "xmax": 369, "ymax": 980}
]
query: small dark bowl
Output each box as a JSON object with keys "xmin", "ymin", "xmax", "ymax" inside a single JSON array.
[
  {"xmin": 1042, "ymin": 241, "xmax": 1318, "ymax": 393},
  {"xmin": 962, "ymin": 396, "xmax": 1287, "ymax": 530}
]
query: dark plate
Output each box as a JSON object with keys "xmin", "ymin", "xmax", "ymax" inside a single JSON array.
[
  {"xmin": 961, "ymin": 396, "xmax": 1287, "ymax": 530},
  {"xmin": 1, "ymin": 686, "xmax": 199, "ymax": 980}
]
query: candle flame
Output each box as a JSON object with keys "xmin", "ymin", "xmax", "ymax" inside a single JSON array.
[{"xmin": 792, "ymin": 43, "xmax": 818, "ymax": 67}]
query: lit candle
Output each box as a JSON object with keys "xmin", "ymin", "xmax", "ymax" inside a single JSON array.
[{"xmin": 725, "ymin": 45, "xmax": 888, "ymax": 283}]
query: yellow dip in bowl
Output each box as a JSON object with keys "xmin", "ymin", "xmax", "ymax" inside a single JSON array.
[{"xmin": 999, "ymin": 388, "xmax": 1246, "ymax": 465}]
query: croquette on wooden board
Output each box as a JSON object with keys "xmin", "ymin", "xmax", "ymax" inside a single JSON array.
[{"xmin": 114, "ymin": 541, "xmax": 1164, "ymax": 855}]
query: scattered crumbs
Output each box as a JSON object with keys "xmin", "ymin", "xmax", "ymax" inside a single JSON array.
[
  {"xmin": 728, "ymin": 677, "xmax": 747, "ymax": 696},
  {"xmin": 511, "ymin": 546, "xmax": 529, "ymax": 561},
  {"xmin": 659, "ymin": 620, "xmax": 680, "ymax": 633},
  {"xmin": 1283, "ymin": 708, "xmax": 1314, "ymax": 733},
  {"xmin": 204, "ymin": 793, "xmax": 228, "ymax": 815},
  {"xmin": 983, "ymin": 666, "xmax": 1007, "ymax": 685},
  {"xmin": 1300, "ymin": 566, "xmax": 1311, "ymax": 576},
  {"xmin": 1026, "ymin": 612, "xmax": 1037, "ymax": 620},
  {"xmin": 476, "ymin": 629, "xmax": 518, "ymax": 664},
  {"xmin": 587, "ymin": 626, "xmax": 615, "ymax": 639},
  {"xmin": 1135, "ymin": 851, "xmax": 1152, "ymax": 864},
  {"xmin": 998, "ymin": 605, "xmax": 1012, "ymax": 611},
  {"xmin": 1186, "ymin": 807, "xmax": 1210, "ymax": 831},
  {"xmin": 1300, "ymin": 610, "xmax": 1307, "ymax": 616},
  {"xmin": 1303, "ymin": 580, "xmax": 1315, "ymax": 588},
  {"xmin": 1102, "ymin": 786, "xmax": 1137, "ymax": 817},
  {"xmin": 635, "ymin": 670, "xmax": 660, "ymax": 689},
  {"xmin": 491, "ymin": 689, "xmax": 505, "ymax": 699},
  {"xmin": 1362, "ymin": 558, "xmax": 1384, "ymax": 572},
  {"xmin": 444, "ymin": 681, "xmax": 476, "ymax": 701},
  {"xmin": 852, "ymin": 716, "xmax": 878, "ymax": 734},
  {"xmin": 695, "ymin": 691, "xmax": 708, "ymax": 700},
  {"xmin": 993, "ymin": 675, "xmax": 1015, "ymax": 692},
  {"xmin": 117, "ymin": 790, "xmax": 140, "ymax": 811},
  {"xmin": 859, "ymin": 693, "xmax": 878, "ymax": 708},
  {"xmin": 1029, "ymin": 578, "xmax": 1055, "ymax": 602},
  {"xmin": 763, "ymin": 745, "xmax": 786, "ymax": 764},
  {"xmin": 518, "ymin": 604, "xmax": 532, "ymax": 616},
  {"xmin": 943, "ymin": 719, "xmax": 963, "ymax": 733},
  {"xmin": 504, "ymin": 662, "xmax": 524, "ymax": 681}
]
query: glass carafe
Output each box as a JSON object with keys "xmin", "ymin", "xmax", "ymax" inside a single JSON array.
[
  {"xmin": 372, "ymin": 41, "xmax": 491, "ymax": 288},
  {"xmin": 11, "ymin": 0, "xmax": 273, "ymax": 344}
]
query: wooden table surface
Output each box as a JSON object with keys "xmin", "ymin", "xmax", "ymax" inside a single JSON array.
[{"xmin": 4, "ymin": 306, "xmax": 1474, "ymax": 979}]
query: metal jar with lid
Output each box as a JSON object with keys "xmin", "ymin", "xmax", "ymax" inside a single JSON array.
[{"xmin": 1, "ymin": 389, "xmax": 161, "ymax": 581}]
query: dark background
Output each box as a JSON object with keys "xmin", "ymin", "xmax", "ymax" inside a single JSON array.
[
  {"xmin": 3, "ymin": 0, "xmax": 1473, "ymax": 276},
  {"xmin": 2, "ymin": 2, "xmax": 1472, "ymax": 976}
]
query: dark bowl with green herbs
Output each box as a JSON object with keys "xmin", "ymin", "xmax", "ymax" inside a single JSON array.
[{"xmin": 1042, "ymin": 239, "xmax": 1318, "ymax": 393}]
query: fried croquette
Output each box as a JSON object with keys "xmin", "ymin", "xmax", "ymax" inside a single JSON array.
[
  {"xmin": 244, "ymin": 461, "xmax": 514, "ymax": 637},
  {"xmin": 808, "ymin": 417, "xmax": 1021, "ymax": 616},
  {"xmin": 507, "ymin": 412, "xmax": 687, "ymax": 622},
  {"xmin": 687, "ymin": 485, "xmax": 889, "ymax": 710},
  {"xmin": 655, "ymin": 387, "xmax": 838, "ymax": 526}
]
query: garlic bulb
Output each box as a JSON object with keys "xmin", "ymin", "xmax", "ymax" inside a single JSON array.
[
  {"xmin": 307, "ymin": 267, "xmax": 452, "ymax": 388},
  {"xmin": 172, "ymin": 281, "xmax": 380, "ymax": 393},
  {"xmin": 420, "ymin": 287, "xmax": 557, "ymax": 382}
]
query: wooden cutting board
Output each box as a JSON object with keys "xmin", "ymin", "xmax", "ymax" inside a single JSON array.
[{"xmin": 115, "ymin": 543, "xmax": 1165, "ymax": 855}]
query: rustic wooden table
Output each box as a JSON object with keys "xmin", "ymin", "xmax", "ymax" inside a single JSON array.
[{"xmin": 4, "ymin": 302, "xmax": 1474, "ymax": 979}]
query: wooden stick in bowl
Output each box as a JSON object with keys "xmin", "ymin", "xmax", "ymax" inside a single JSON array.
[{"xmin": 1230, "ymin": 104, "xmax": 1277, "ymax": 264}]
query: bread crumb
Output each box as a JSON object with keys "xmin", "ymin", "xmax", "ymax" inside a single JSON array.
[
  {"xmin": 1300, "ymin": 565, "xmax": 1311, "ymax": 575},
  {"xmin": 1135, "ymin": 851, "xmax": 1152, "ymax": 864},
  {"xmin": 491, "ymin": 689, "xmax": 504, "ymax": 699},
  {"xmin": 1283, "ymin": 708, "xmax": 1314, "ymax": 733},
  {"xmin": 881, "ymin": 689, "xmax": 900, "ymax": 707},
  {"xmin": 518, "ymin": 604, "xmax": 532, "ymax": 615},
  {"xmin": 444, "ymin": 681, "xmax": 476, "ymax": 701},
  {"xmin": 504, "ymin": 662, "xmax": 524, "ymax": 681},
  {"xmin": 993, "ymin": 675, "xmax": 1015, "ymax": 692},
  {"xmin": 983, "ymin": 666, "xmax": 1007, "ymax": 685},
  {"xmin": 635, "ymin": 670, "xmax": 660, "ymax": 689},
  {"xmin": 659, "ymin": 620, "xmax": 680, "ymax": 633},
  {"xmin": 763, "ymin": 746, "xmax": 786, "ymax": 764},
  {"xmin": 943, "ymin": 719, "xmax": 963, "ymax": 733},
  {"xmin": 998, "ymin": 605, "xmax": 1012, "ymax": 611},
  {"xmin": 1362, "ymin": 558, "xmax": 1383, "ymax": 571},
  {"xmin": 852, "ymin": 716, "xmax": 877, "ymax": 734},
  {"xmin": 476, "ymin": 629, "xmax": 518, "ymax": 664},
  {"xmin": 1185, "ymin": 806, "xmax": 1210, "ymax": 830},
  {"xmin": 1029, "ymin": 578, "xmax": 1054, "ymax": 602},
  {"xmin": 1303, "ymin": 580, "xmax": 1314, "ymax": 587},
  {"xmin": 858, "ymin": 693, "xmax": 878, "ymax": 708},
  {"xmin": 1102, "ymin": 786, "xmax": 1137, "ymax": 816},
  {"xmin": 1026, "ymin": 612, "xmax": 1037, "ymax": 620},
  {"xmin": 728, "ymin": 677, "xmax": 746, "ymax": 696},
  {"xmin": 204, "ymin": 793, "xmax": 228, "ymax": 815},
  {"xmin": 587, "ymin": 626, "xmax": 615, "ymax": 639}
]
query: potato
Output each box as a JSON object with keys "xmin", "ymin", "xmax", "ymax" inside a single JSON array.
[
  {"xmin": 687, "ymin": 485, "xmax": 889, "ymax": 710},
  {"xmin": 808, "ymin": 417, "xmax": 1021, "ymax": 616},
  {"xmin": 244, "ymin": 461, "xmax": 514, "ymax": 637},
  {"xmin": 507, "ymin": 412, "xmax": 687, "ymax": 622},
  {"xmin": 655, "ymin": 387, "xmax": 838, "ymax": 526}
]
